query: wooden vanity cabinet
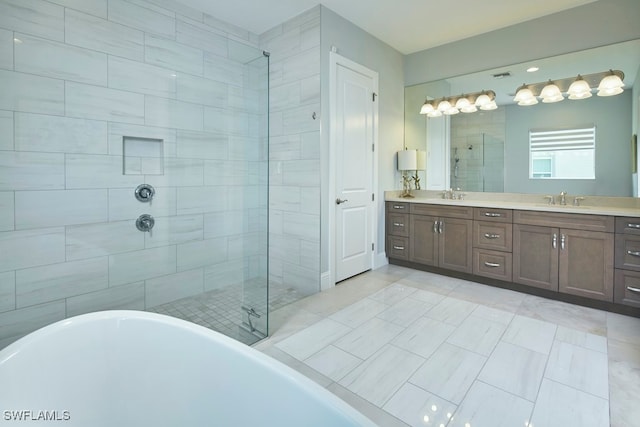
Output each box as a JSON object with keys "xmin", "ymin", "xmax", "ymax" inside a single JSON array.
[
  {"xmin": 513, "ymin": 211, "xmax": 614, "ymax": 301},
  {"xmin": 385, "ymin": 202, "xmax": 409, "ymax": 260},
  {"xmin": 408, "ymin": 204, "xmax": 473, "ymax": 273},
  {"xmin": 473, "ymin": 208, "xmax": 513, "ymax": 281},
  {"xmin": 614, "ymin": 217, "xmax": 640, "ymax": 307}
]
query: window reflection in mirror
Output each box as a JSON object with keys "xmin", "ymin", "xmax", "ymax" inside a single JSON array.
[{"xmin": 529, "ymin": 127, "xmax": 596, "ymax": 179}]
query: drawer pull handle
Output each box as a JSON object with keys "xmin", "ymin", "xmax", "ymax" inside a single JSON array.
[
  {"xmin": 627, "ymin": 286, "xmax": 640, "ymax": 294},
  {"xmin": 484, "ymin": 212, "xmax": 502, "ymax": 217},
  {"xmin": 393, "ymin": 245, "xmax": 405, "ymax": 250},
  {"xmin": 561, "ymin": 234, "xmax": 566, "ymax": 250},
  {"xmin": 393, "ymin": 205, "xmax": 405, "ymax": 209},
  {"xmin": 627, "ymin": 250, "xmax": 640, "ymax": 257},
  {"xmin": 552, "ymin": 233, "xmax": 557, "ymax": 249},
  {"xmin": 484, "ymin": 261, "xmax": 501, "ymax": 268},
  {"xmin": 484, "ymin": 233, "xmax": 500, "ymax": 239},
  {"xmin": 393, "ymin": 222, "xmax": 404, "ymax": 227},
  {"xmin": 627, "ymin": 223, "xmax": 640, "ymax": 229}
]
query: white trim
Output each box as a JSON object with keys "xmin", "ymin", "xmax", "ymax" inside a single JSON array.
[
  {"xmin": 328, "ymin": 51, "xmax": 379, "ymax": 289},
  {"xmin": 373, "ymin": 252, "xmax": 388, "ymax": 270}
]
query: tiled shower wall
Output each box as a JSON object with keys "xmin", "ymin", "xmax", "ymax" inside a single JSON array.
[
  {"xmin": 0, "ymin": 0, "xmax": 269, "ymax": 347},
  {"xmin": 261, "ymin": 7, "xmax": 321, "ymax": 296}
]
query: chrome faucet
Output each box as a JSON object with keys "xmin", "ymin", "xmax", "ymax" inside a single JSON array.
[{"xmin": 559, "ymin": 191, "xmax": 567, "ymax": 206}]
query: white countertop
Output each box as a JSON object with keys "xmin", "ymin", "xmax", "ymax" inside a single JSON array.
[{"xmin": 384, "ymin": 191, "xmax": 640, "ymax": 218}]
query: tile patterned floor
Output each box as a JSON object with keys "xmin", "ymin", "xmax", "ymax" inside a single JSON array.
[{"xmin": 254, "ymin": 265, "xmax": 640, "ymax": 427}]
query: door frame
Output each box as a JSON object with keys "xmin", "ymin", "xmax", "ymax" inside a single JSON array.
[{"xmin": 326, "ymin": 51, "xmax": 379, "ymax": 289}]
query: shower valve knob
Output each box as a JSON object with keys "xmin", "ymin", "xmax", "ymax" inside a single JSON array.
[
  {"xmin": 136, "ymin": 214, "xmax": 155, "ymax": 236},
  {"xmin": 135, "ymin": 184, "xmax": 155, "ymax": 203}
]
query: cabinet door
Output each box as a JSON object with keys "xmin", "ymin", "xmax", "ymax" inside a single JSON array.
[
  {"xmin": 410, "ymin": 215, "xmax": 438, "ymax": 266},
  {"xmin": 513, "ymin": 224, "xmax": 559, "ymax": 291},
  {"xmin": 439, "ymin": 218, "xmax": 473, "ymax": 273},
  {"xmin": 559, "ymin": 229, "xmax": 614, "ymax": 302}
]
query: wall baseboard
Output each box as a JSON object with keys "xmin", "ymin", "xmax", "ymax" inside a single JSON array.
[
  {"xmin": 373, "ymin": 252, "xmax": 388, "ymax": 269},
  {"xmin": 320, "ymin": 271, "xmax": 333, "ymax": 291}
]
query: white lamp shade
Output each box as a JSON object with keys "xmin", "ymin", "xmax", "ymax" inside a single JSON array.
[
  {"xmin": 444, "ymin": 107, "xmax": 459, "ymax": 115},
  {"xmin": 540, "ymin": 82, "xmax": 563, "ymax": 103},
  {"xmin": 437, "ymin": 99, "xmax": 452, "ymax": 112},
  {"xmin": 567, "ymin": 77, "xmax": 592, "ymax": 100},
  {"xmin": 454, "ymin": 97, "xmax": 471, "ymax": 109},
  {"xmin": 475, "ymin": 93, "xmax": 491, "ymax": 107},
  {"xmin": 416, "ymin": 150, "xmax": 427, "ymax": 170},
  {"xmin": 518, "ymin": 97, "xmax": 539, "ymax": 106},
  {"xmin": 419, "ymin": 102, "xmax": 435, "ymax": 114},
  {"xmin": 514, "ymin": 86, "xmax": 535, "ymax": 103},
  {"xmin": 460, "ymin": 104, "xmax": 477, "ymax": 113},
  {"xmin": 427, "ymin": 109, "xmax": 442, "ymax": 117},
  {"xmin": 398, "ymin": 149, "xmax": 417, "ymax": 171},
  {"xmin": 597, "ymin": 73, "xmax": 624, "ymax": 96}
]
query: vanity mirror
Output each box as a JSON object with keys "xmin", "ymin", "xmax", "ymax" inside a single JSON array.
[{"xmin": 405, "ymin": 39, "xmax": 640, "ymax": 197}]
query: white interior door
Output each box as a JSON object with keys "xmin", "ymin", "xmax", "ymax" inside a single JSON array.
[{"xmin": 334, "ymin": 57, "xmax": 376, "ymax": 282}]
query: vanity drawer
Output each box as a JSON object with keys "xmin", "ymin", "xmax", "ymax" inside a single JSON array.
[
  {"xmin": 615, "ymin": 217, "xmax": 640, "ymax": 235},
  {"xmin": 473, "ymin": 249, "xmax": 512, "ymax": 282},
  {"xmin": 387, "ymin": 236, "xmax": 409, "ymax": 260},
  {"xmin": 614, "ymin": 269, "xmax": 640, "ymax": 308},
  {"xmin": 474, "ymin": 221, "xmax": 513, "ymax": 252},
  {"xmin": 514, "ymin": 210, "xmax": 614, "ymax": 232},
  {"xmin": 411, "ymin": 204, "xmax": 473, "ymax": 219},
  {"xmin": 615, "ymin": 234, "xmax": 640, "ymax": 271},
  {"xmin": 474, "ymin": 207, "xmax": 513, "ymax": 223},
  {"xmin": 386, "ymin": 213, "xmax": 409, "ymax": 237},
  {"xmin": 387, "ymin": 202, "xmax": 409, "ymax": 213}
]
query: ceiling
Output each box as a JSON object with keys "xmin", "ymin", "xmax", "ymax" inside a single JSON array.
[{"xmin": 177, "ymin": 0, "xmax": 598, "ymax": 54}]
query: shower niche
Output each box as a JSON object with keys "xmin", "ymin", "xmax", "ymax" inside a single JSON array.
[{"xmin": 122, "ymin": 136, "xmax": 164, "ymax": 175}]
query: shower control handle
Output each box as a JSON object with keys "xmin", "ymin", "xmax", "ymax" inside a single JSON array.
[
  {"xmin": 136, "ymin": 214, "xmax": 155, "ymax": 236},
  {"xmin": 135, "ymin": 184, "xmax": 155, "ymax": 203}
]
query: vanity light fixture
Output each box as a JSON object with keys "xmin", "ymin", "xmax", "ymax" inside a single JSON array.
[
  {"xmin": 514, "ymin": 69, "xmax": 625, "ymax": 106},
  {"xmin": 419, "ymin": 90, "xmax": 497, "ymax": 117}
]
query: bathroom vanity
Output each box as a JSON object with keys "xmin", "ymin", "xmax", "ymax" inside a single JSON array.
[{"xmin": 385, "ymin": 191, "xmax": 640, "ymax": 315}]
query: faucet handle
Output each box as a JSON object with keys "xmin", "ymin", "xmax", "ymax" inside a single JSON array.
[
  {"xmin": 573, "ymin": 196, "xmax": 585, "ymax": 206},
  {"xmin": 544, "ymin": 195, "xmax": 555, "ymax": 205}
]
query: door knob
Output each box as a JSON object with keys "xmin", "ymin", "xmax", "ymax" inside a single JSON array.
[{"xmin": 336, "ymin": 198, "xmax": 348, "ymax": 205}]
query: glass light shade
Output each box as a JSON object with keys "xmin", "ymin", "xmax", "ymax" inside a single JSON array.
[
  {"xmin": 518, "ymin": 96, "xmax": 539, "ymax": 106},
  {"xmin": 427, "ymin": 109, "xmax": 442, "ymax": 117},
  {"xmin": 419, "ymin": 102, "xmax": 435, "ymax": 114},
  {"xmin": 454, "ymin": 97, "xmax": 471, "ymax": 109},
  {"xmin": 397, "ymin": 149, "xmax": 417, "ymax": 171},
  {"xmin": 480, "ymin": 100, "xmax": 498, "ymax": 110},
  {"xmin": 475, "ymin": 93, "xmax": 491, "ymax": 107},
  {"xmin": 597, "ymin": 73, "xmax": 624, "ymax": 97},
  {"xmin": 416, "ymin": 150, "xmax": 427, "ymax": 170},
  {"xmin": 514, "ymin": 86, "xmax": 535, "ymax": 103},
  {"xmin": 437, "ymin": 99, "xmax": 452, "ymax": 112},
  {"xmin": 540, "ymin": 82, "xmax": 563, "ymax": 103},
  {"xmin": 444, "ymin": 107, "xmax": 459, "ymax": 115},
  {"xmin": 567, "ymin": 77, "xmax": 592, "ymax": 100},
  {"xmin": 460, "ymin": 104, "xmax": 477, "ymax": 113}
]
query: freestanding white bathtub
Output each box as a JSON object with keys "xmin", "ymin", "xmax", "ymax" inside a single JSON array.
[{"xmin": 0, "ymin": 311, "xmax": 376, "ymax": 427}]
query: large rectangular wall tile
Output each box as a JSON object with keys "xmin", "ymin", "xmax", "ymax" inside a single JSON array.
[
  {"xmin": 0, "ymin": 110, "xmax": 13, "ymax": 151},
  {"xmin": 145, "ymin": 268, "xmax": 203, "ymax": 308},
  {"xmin": 0, "ymin": 192, "xmax": 13, "ymax": 232},
  {"xmin": 204, "ymin": 160, "xmax": 249, "ymax": 186},
  {"xmin": 203, "ymin": 211, "xmax": 244, "ymax": 239},
  {"xmin": 108, "ymin": 122, "xmax": 176, "ymax": 156},
  {"xmin": 65, "ymin": 9, "xmax": 144, "ymax": 61},
  {"xmin": 65, "ymin": 82, "xmax": 145, "ymax": 124},
  {"xmin": 0, "ymin": 227, "xmax": 65, "ymax": 272},
  {"xmin": 204, "ymin": 53, "xmax": 244, "ymax": 87},
  {"xmin": 145, "ymin": 96, "xmax": 203, "ymax": 131},
  {"xmin": 176, "ymin": 20, "xmax": 227, "ymax": 56},
  {"xmin": 175, "ymin": 73, "xmax": 227, "ymax": 107},
  {"xmin": 47, "ymin": 0, "xmax": 107, "ymax": 18},
  {"xmin": 0, "ymin": 29, "xmax": 13, "ymax": 70},
  {"xmin": 15, "ymin": 113, "xmax": 108, "ymax": 154},
  {"xmin": 203, "ymin": 13, "xmax": 251, "ymax": 42},
  {"xmin": 108, "ymin": 187, "xmax": 177, "ymax": 221},
  {"xmin": 0, "ymin": 301, "xmax": 65, "ymax": 349},
  {"xmin": 108, "ymin": 56, "xmax": 176, "ymax": 98},
  {"xmin": 282, "ymin": 103, "xmax": 320, "ymax": 134},
  {"xmin": 16, "ymin": 257, "xmax": 108, "ymax": 308},
  {"xmin": 282, "ymin": 48, "xmax": 320, "ymax": 82},
  {"xmin": 177, "ymin": 186, "xmax": 226, "ymax": 215},
  {"xmin": 65, "ymin": 154, "xmax": 141, "ymax": 189},
  {"xmin": 66, "ymin": 281, "xmax": 144, "ymax": 317},
  {"xmin": 15, "ymin": 190, "xmax": 108, "ymax": 229},
  {"xmin": 145, "ymin": 35, "xmax": 203, "ymax": 76},
  {"xmin": 283, "ymin": 212, "xmax": 319, "ymax": 241},
  {"xmin": 143, "ymin": 158, "xmax": 204, "ymax": 187},
  {"xmin": 282, "ymin": 159, "xmax": 320, "ymax": 187},
  {"xmin": 204, "ymin": 260, "xmax": 244, "ymax": 290},
  {"xmin": 0, "ymin": 152, "xmax": 64, "ymax": 191},
  {"xmin": 109, "ymin": 246, "xmax": 176, "ymax": 286},
  {"xmin": 66, "ymin": 220, "xmax": 144, "ymax": 261},
  {"xmin": 15, "ymin": 33, "xmax": 107, "ymax": 85},
  {"xmin": 0, "ymin": 70, "xmax": 64, "ymax": 115},
  {"xmin": 203, "ymin": 107, "xmax": 248, "ymax": 135},
  {"xmin": 177, "ymin": 238, "xmax": 226, "ymax": 271},
  {"xmin": 0, "ymin": 0, "xmax": 64, "ymax": 41},
  {"xmin": 144, "ymin": 214, "xmax": 203, "ymax": 248},
  {"xmin": 176, "ymin": 130, "xmax": 227, "ymax": 160},
  {"xmin": 0, "ymin": 271, "xmax": 15, "ymax": 313},
  {"xmin": 109, "ymin": 0, "xmax": 176, "ymax": 39}
]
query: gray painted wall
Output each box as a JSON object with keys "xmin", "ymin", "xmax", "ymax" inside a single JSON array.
[
  {"xmin": 504, "ymin": 91, "xmax": 632, "ymax": 196},
  {"xmin": 320, "ymin": 6, "xmax": 405, "ymax": 276}
]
